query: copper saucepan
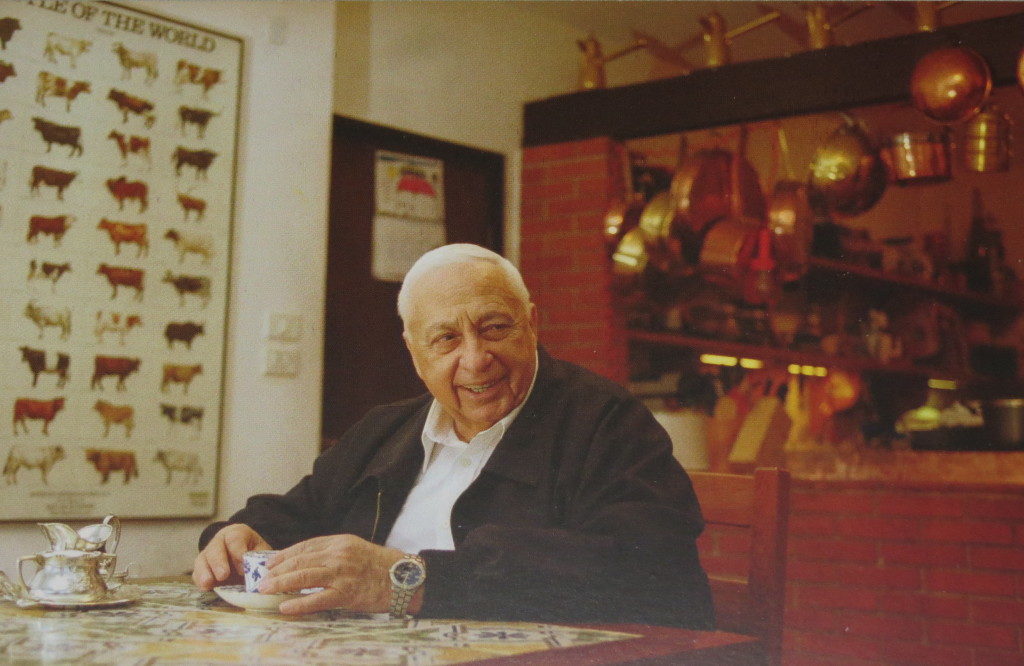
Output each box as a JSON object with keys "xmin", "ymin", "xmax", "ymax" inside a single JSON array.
[
  {"xmin": 670, "ymin": 136, "xmax": 764, "ymax": 241},
  {"xmin": 963, "ymin": 105, "xmax": 1012, "ymax": 174},
  {"xmin": 698, "ymin": 125, "xmax": 763, "ymax": 287},
  {"xmin": 767, "ymin": 125, "xmax": 812, "ymax": 283},
  {"xmin": 879, "ymin": 130, "xmax": 952, "ymax": 184}
]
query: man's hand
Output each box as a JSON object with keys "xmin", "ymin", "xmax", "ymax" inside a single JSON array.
[
  {"xmin": 192, "ymin": 524, "xmax": 271, "ymax": 590},
  {"xmin": 260, "ymin": 534, "xmax": 421, "ymax": 615}
]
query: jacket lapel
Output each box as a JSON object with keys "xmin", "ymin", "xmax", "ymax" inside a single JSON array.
[{"xmin": 480, "ymin": 348, "xmax": 561, "ymax": 488}]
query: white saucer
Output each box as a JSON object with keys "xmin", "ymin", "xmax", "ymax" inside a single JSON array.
[
  {"xmin": 17, "ymin": 585, "xmax": 139, "ymax": 610},
  {"xmin": 214, "ymin": 585, "xmax": 309, "ymax": 612}
]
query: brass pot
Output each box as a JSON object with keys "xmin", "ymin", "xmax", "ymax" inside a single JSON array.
[
  {"xmin": 910, "ymin": 47, "xmax": 992, "ymax": 124},
  {"xmin": 603, "ymin": 148, "xmax": 645, "ymax": 255},
  {"xmin": 807, "ymin": 115, "xmax": 887, "ymax": 218},
  {"xmin": 1018, "ymin": 46, "xmax": 1024, "ymax": 93},
  {"xmin": 611, "ymin": 227, "xmax": 649, "ymax": 278},
  {"xmin": 963, "ymin": 105, "xmax": 1012, "ymax": 173},
  {"xmin": 880, "ymin": 131, "xmax": 952, "ymax": 184}
]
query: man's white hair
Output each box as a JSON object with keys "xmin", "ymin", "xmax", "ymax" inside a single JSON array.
[{"xmin": 397, "ymin": 244, "xmax": 531, "ymax": 325}]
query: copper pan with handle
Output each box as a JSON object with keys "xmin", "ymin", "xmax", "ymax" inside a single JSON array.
[
  {"xmin": 698, "ymin": 126, "xmax": 764, "ymax": 287},
  {"xmin": 767, "ymin": 124, "xmax": 813, "ymax": 283},
  {"xmin": 670, "ymin": 127, "xmax": 765, "ymax": 243}
]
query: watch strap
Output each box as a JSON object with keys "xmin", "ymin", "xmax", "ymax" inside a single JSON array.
[{"xmin": 388, "ymin": 553, "xmax": 426, "ymax": 618}]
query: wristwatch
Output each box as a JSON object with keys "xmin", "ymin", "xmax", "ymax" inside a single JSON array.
[{"xmin": 388, "ymin": 553, "xmax": 426, "ymax": 618}]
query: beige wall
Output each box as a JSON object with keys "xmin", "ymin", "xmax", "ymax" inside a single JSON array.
[
  {"xmin": 333, "ymin": 1, "xmax": 602, "ymax": 265},
  {"xmin": 1, "ymin": 0, "xmax": 336, "ymax": 577}
]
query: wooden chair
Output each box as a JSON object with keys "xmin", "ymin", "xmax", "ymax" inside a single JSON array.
[{"xmin": 689, "ymin": 467, "xmax": 791, "ymax": 665}]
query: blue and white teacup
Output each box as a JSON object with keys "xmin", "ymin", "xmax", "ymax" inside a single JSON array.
[{"xmin": 243, "ymin": 550, "xmax": 277, "ymax": 594}]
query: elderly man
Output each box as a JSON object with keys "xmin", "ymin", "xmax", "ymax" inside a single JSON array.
[{"xmin": 194, "ymin": 243, "xmax": 713, "ymax": 627}]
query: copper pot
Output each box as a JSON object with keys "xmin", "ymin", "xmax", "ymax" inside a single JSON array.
[
  {"xmin": 963, "ymin": 105, "xmax": 1012, "ymax": 173},
  {"xmin": 670, "ymin": 148, "xmax": 764, "ymax": 238},
  {"xmin": 767, "ymin": 126, "xmax": 812, "ymax": 283},
  {"xmin": 697, "ymin": 126, "xmax": 763, "ymax": 287},
  {"xmin": 807, "ymin": 115, "xmax": 887, "ymax": 218},
  {"xmin": 880, "ymin": 130, "xmax": 952, "ymax": 184},
  {"xmin": 698, "ymin": 215, "xmax": 757, "ymax": 285},
  {"xmin": 910, "ymin": 47, "xmax": 992, "ymax": 124}
]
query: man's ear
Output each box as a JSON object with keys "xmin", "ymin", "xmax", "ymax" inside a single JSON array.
[{"xmin": 527, "ymin": 303, "xmax": 539, "ymax": 335}]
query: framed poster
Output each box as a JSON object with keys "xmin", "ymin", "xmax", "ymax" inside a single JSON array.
[{"xmin": 0, "ymin": 1, "xmax": 242, "ymax": 519}]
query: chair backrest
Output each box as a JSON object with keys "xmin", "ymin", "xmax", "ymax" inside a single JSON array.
[{"xmin": 689, "ymin": 467, "xmax": 790, "ymax": 666}]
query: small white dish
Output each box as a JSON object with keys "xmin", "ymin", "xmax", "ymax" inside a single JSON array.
[{"xmin": 213, "ymin": 584, "xmax": 307, "ymax": 613}]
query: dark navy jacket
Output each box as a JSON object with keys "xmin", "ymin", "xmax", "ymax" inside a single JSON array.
[{"xmin": 200, "ymin": 349, "xmax": 714, "ymax": 628}]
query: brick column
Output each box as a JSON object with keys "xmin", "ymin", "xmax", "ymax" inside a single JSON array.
[{"xmin": 520, "ymin": 137, "xmax": 628, "ymax": 384}]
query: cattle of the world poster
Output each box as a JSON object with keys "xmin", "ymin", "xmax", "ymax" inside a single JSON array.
[{"xmin": 0, "ymin": 1, "xmax": 241, "ymax": 520}]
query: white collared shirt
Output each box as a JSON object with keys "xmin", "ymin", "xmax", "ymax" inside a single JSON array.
[{"xmin": 385, "ymin": 354, "xmax": 537, "ymax": 554}]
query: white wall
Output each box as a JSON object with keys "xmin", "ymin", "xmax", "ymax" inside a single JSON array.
[
  {"xmin": 1, "ymin": 0, "xmax": 336, "ymax": 577},
  {"xmin": 333, "ymin": 1, "xmax": 605, "ymax": 266}
]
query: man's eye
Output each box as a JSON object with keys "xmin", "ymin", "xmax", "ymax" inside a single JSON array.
[
  {"xmin": 431, "ymin": 333, "xmax": 459, "ymax": 349},
  {"xmin": 481, "ymin": 323, "xmax": 512, "ymax": 340}
]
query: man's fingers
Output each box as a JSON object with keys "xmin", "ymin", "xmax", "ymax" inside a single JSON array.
[
  {"xmin": 259, "ymin": 566, "xmax": 326, "ymax": 595},
  {"xmin": 203, "ymin": 535, "xmax": 234, "ymax": 581},
  {"xmin": 222, "ymin": 526, "xmax": 267, "ymax": 570},
  {"xmin": 192, "ymin": 552, "xmax": 215, "ymax": 589},
  {"xmin": 193, "ymin": 525, "xmax": 270, "ymax": 590}
]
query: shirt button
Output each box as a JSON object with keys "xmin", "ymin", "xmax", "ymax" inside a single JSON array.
[{"xmin": 459, "ymin": 457, "xmax": 472, "ymax": 468}]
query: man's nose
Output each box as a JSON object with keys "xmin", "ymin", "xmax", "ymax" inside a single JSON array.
[{"xmin": 460, "ymin": 334, "xmax": 493, "ymax": 371}]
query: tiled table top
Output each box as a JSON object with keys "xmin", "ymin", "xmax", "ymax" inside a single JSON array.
[{"xmin": 0, "ymin": 581, "xmax": 636, "ymax": 665}]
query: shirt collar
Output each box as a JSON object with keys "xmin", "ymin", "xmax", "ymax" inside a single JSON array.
[{"xmin": 420, "ymin": 350, "xmax": 539, "ymax": 472}]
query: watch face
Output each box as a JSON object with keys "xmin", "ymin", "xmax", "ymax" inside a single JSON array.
[{"xmin": 393, "ymin": 559, "xmax": 424, "ymax": 588}]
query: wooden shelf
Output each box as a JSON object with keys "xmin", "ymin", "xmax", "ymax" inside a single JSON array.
[
  {"xmin": 524, "ymin": 12, "xmax": 1024, "ymax": 146},
  {"xmin": 807, "ymin": 257, "xmax": 1020, "ymax": 315},
  {"xmin": 628, "ymin": 329, "xmax": 972, "ymax": 382}
]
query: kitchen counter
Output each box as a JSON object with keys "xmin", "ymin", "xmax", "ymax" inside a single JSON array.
[{"xmin": 786, "ymin": 448, "xmax": 1024, "ymax": 487}]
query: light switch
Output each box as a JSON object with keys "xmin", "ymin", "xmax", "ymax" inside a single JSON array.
[
  {"xmin": 266, "ymin": 312, "xmax": 303, "ymax": 342},
  {"xmin": 264, "ymin": 346, "xmax": 299, "ymax": 377}
]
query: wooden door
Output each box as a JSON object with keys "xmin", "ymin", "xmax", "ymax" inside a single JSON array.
[{"xmin": 322, "ymin": 116, "xmax": 504, "ymax": 447}]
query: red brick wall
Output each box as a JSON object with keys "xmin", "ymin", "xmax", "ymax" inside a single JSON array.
[
  {"xmin": 781, "ymin": 482, "xmax": 1024, "ymax": 665},
  {"xmin": 520, "ymin": 138, "xmax": 627, "ymax": 383},
  {"xmin": 520, "ymin": 136, "xmax": 1024, "ymax": 664},
  {"xmin": 698, "ymin": 482, "xmax": 1024, "ymax": 664}
]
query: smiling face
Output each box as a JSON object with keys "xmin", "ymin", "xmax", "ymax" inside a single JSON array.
[{"xmin": 403, "ymin": 261, "xmax": 538, "ymax": 441}]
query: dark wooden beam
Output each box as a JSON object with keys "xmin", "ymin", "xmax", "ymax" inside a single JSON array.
[{"xmin": 523, "ymin": 12, "xmax": 1024, "ymax": 146}]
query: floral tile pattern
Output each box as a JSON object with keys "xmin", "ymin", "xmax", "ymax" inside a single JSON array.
[{"xmin": 0, "ymin": 581, "xmax": 636, "ymax": 664}]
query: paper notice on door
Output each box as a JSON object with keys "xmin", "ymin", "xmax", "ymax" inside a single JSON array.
[
  {"xmin": 375, "ymin": 151, "xmax": 445, "ymax": 221},
  {"xmin": 372, "ymin": 150, "xmax": 446, "ymax": 282},
  {"xmin": 371, "ymin": 214, "xmax": 446, "ymax": 282}
]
